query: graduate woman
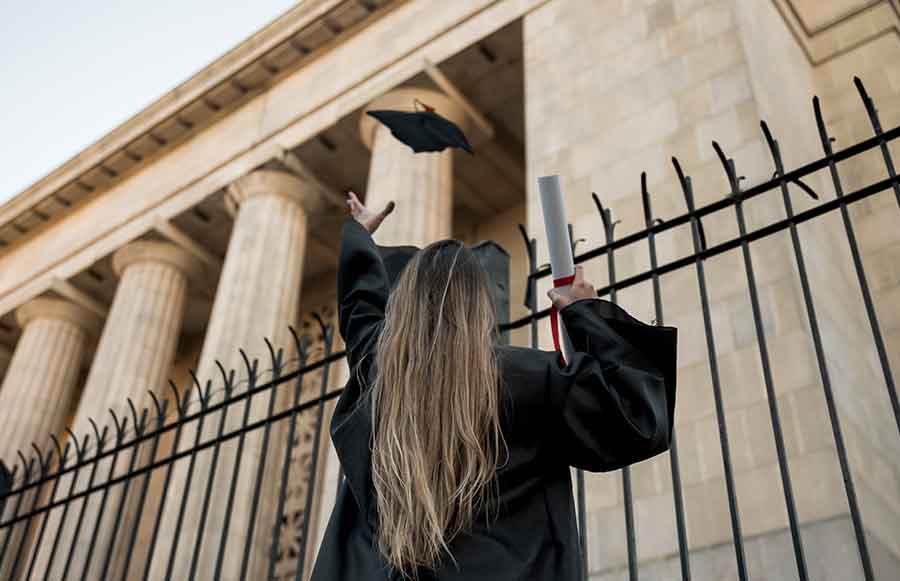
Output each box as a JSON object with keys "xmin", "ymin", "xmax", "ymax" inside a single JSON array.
[{"xmin": 309, "ymin": 192, "xmax": 677, "ymax": 581}]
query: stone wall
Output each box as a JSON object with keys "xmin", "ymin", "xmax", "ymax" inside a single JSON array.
[{"xmin": 523, "ymin": 0, "xmax": 900, "ymax": 578}]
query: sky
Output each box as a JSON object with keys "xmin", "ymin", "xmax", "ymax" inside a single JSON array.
[{"xmin": 0, "ymin": 0, "xmax": 299, "ymax": 204}]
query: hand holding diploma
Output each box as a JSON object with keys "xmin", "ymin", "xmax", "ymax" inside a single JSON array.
[
  {"xmin": 547, "ymin": 265, "xmax": 596, "ymax": 308},
  {"xmin": 538, "ymin": 174, "xmax": 584, "ymax": 363}
]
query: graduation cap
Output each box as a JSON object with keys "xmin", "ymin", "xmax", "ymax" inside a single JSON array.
[{"xmin": 365, "ymin": 99, "xmax": 473, "ymax": 155}]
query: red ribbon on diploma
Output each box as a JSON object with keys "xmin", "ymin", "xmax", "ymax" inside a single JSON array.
[{"xmin": 550, "ymin": 273, "xmax": 576, "ymax": 357}]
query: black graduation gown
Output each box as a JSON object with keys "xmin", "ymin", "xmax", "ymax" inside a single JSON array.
[{"xmin": 309, "ymin": 218, "xmax": 678, "ymax": 581}]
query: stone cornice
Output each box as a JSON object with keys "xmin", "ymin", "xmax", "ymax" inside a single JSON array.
[{"xmin": 0, "ymin": 0, "xmax": 400, "ymax": 248}]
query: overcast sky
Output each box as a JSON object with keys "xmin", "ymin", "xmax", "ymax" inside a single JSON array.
[{"xmin": 0, "ymin": 0, "xmax": 298, "ymax": 204}]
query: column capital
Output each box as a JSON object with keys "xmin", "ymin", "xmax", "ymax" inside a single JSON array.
[
  {"xmin": 225, "ymin": 169, "xmax": 324, "ymax": 218},
  {"xmin": 359, "ymin": 87, "xmax": 468, "ymax": 150},
  {"xmin": 15, "ymin": 297, "xmax": 103, "ymax": 338},
  {"xmin": 112, "ymin": 240, "xmax": 205, "ymax": 281}
]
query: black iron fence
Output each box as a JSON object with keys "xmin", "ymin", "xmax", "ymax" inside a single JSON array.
[{"xmin": 1, "ymin": 77, "xmax": 898, "ymax": 580}]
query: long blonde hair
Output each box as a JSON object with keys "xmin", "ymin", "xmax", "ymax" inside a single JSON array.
[{"xmin": 370, "ymin": 239, "xmax": 507, "ymax": 578}]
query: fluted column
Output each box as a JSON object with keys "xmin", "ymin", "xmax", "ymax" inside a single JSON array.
[
  {"xmin": 360, "ymin": 87, "xmax": 465, "ymax": 246},
  {"xmin": 0, "ymin": 299, "xmax": 100, "ymax": 468},
  {"xmin": 0, "ymin": 298, "xmax": 100, "ymax": 580},
  {"xmin": 153, "ymin": 170, "xmax": 322, "ymax": 580},
  {"xmin": 37, "ymin": 241, "xmax": 203, "ymax": 581}
]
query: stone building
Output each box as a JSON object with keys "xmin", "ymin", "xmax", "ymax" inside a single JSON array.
[{"xmin": 0, "ymin": 0, "xmax": 898, "ymax": 579}]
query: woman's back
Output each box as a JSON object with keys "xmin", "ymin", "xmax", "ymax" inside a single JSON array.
[{"xmin": 310, "ymin": 210, "xmax": 676, "ymax": 581}]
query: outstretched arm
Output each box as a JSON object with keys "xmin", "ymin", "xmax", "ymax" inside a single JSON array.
[{"xmin": 337, "ymin": 192, "xmax": 396, "ymax": 389}]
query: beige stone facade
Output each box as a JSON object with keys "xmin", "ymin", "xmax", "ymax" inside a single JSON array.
[{"xmin": 0, "ymin": 0, "xmax": 898, "ymax": 579}]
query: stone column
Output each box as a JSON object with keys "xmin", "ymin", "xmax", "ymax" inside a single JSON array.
[
  {"xmin": 360, "ymin": 87, "xmax": 465, "ymax": 247},
  {"xmin": 0, "ymin": 298, "xmax": 100, "ymax": 581},
  {"xmin": 37, "ymin": 241, "xmax": 202, "ymax": 581},
  {"xmin": 153, "ymin": 170, "xmax": 322, "ymax": 581},
  {"xmin": 0, "ymin": 299, "xmax": 100, "ymax": 468}
]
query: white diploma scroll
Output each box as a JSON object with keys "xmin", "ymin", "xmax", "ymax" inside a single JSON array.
[{"xmin": 538, "ymin": 175, "xmax": 576, "ymax": 363}]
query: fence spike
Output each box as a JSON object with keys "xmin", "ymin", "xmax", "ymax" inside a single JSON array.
[
  {"xmin": 108, "ymin": 409, "xmax": 126, "ymax": 441},
  {"xmin": 188, "ymin": 368, "xmax": 203, "ymax": 391},
  {"xmin": 673, "ymin": 156, "xmax": 708, "ymax": 252},
  {"xmin": 640, "ymin": 172, "xmax": 653, "ymax": 226},
  {"xmin": 760, "ymin": 121, "xmax": 819, "ymax": 202},
  {"xmin": 312, "ymin": 312, "xmax": 328, "ymax": 339},
  {"xmin": 148, "ymin": 390, "xmax": 164, "ymax": 418},
  {"xmin": 88, "ymin": 418, "xmax": 104, "ymax": 451},
  {"xmin": 30, "ymin": 443, "xmax": 48, "ymax": 476},
  {"xmin": 214, "ymin": 359, "xmax": 233, "ymax": 397},
  {"xmin": 166, "ymin": 380, "xmax": 183, "ymax": 416},
  {"xmin": 811, "ymin": 97, "xmax": 837, "ymax": 145},
  {"xmin": 49, "ymin": 434, "xmax": 65, "ymax": 467},
  {"xmin": 65, "ymin": 428, "xmax": 83, "ymax": 459},
  {"xmin": 238, "ymin": 348, "xmax": 256, "ymax": 383},
  {"xmin": 193, "ymin": 379, "xmax": 207, "ymax": 410},
  {"xmin": 16, "ymin": 451, "xmax": 31, "ymax": 481},
  {"xmin": 288, "ymin": 325, "xmax": 307, "ymax": 360},
  {"xmin": 591, "ymin": 192, "xmax": 608, "ymax": 231},
  {"xmin": 126, "ymin": 398, "xmax": 141, "ymax": 435},
  {"xmin": 854, "ymin": 76, "xmax": 888, "ymax": 139},
  {"xmin": 263, "ymin": 337, "xmax": 279, "ymax": 371},
  {"xmin": 712, "ymin": 140, "xmax": 740, "ymax": 197}
]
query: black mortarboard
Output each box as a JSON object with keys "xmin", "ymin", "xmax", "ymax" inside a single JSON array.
[{"xmin": 365, "ymin": 100, "xmax": 473, "ymax": 154}]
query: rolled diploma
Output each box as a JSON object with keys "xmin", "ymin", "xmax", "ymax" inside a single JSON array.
[{"xmin": 538, "ymin": 175, "xmax": 576, "ymax": 363}]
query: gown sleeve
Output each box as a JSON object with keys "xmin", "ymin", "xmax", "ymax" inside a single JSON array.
[
  {"xmin": 336, "ymin": 218, "xmax": 391, "ymax": 402},
  {"xmin": 546, "ymin": 297, "xmax": 678, "ymax": 472}
]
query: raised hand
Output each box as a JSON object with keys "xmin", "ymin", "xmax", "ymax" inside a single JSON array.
[
  {"xmin": 547, "ymin": 265, "xmax": 596, "ymax": 309},
  {"xmin": 346, "ymin": 191, "xmax": 395, "ymax": 235}
]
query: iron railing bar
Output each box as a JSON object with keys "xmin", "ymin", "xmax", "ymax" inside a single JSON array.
[
  {"xmin": 41, "ymin": 433, "xmax": 90, "ymax": 578},
  {"xmin": 270, "ymin": 332, "xmax": 309, "ymax": 581},
  {"xmin": 722, "ymin": 143, "xmax": 808, "ymax": 579},
  {"xmin": 213, "ymin": 354, "xmax": 260, "ymax": 579},
  {"xmin": 9, "ymin": 367, "xmax": 340, "ymax": 568},
  {"xmin": 98, "ymin": 408, "xmax": 148, "ymax": 581},
  {"xmin": 527, "ymin": 123, "xmax": 900, "ymax": 281},
  {"xmin": 142, "ymin": 383, "xmax": 191, "ymax": 581},
  {"xmin": 9, "ymin": 449, "xmax": 52, "ymax": 580},
  {"xmin": 759, "ymin": 122, "xmax": 875, "ymax": 580},
  {"xmin": 0, "ymin": 457, "xmax": 34, "ymax": 570},
  {"xmin": 119, "ymin": 398, "xmax": 169, "ymax": 581},
  {"xmin": 164, "ymin": 381, "xmax": 213, "ymax": 581},
  {"xmin": 0, "ymin": 135, "xmax": 893, "ymax": 499},
  {"xmin": 295, "ymin": 324, "xmax": 335, "ymax": 581},
  {"xmin": 79, "ymin": 415, "xmax": 129, "ymax": 581},
  {"xmin": 853, "ymin": 77, "xmax": 900, "ymax": 210},
  {"xmin": 188, "ymin": 369, "xmax": 235, "ymax": 581},
  {"xmin": 239, "ymin": 344, "xmax": 284, "ymax": 580},
  {"xmin": 24, "ymin": 442, "xmax": 69, "ymax": 580},
  {"xmin": 640, "ymin": 175, "xmax": 691, "ymax": 580},
  {"xmin": 594, "ymin": 197, "xmax": 637, "ymax": 581},
  {"xmin": 504, "ymin": 172, "xmax": 900, "ymax": 332},
  {"xmin": 60, "ymin": 426, "xmax": 108, "ymax": 579},
  {"xmin": 813, "ymin": 98, "xmax": 900, "ymax": 436},
  {"xmin": 675, "ymin": 160, "xmax": 748, "ymax": 580},
  {"xmin": 3, "ymin": 352, "xmax": 345, "ymax": 497}
]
